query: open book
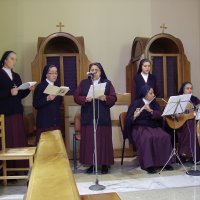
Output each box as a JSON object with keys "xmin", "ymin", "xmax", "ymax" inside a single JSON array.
[
  {"xmin": 18, "ymin": 81, "xmax": 37, "ymax": 90},
  {"xmin": 86, "ymin": 82, "xmax": 107, "ymax": 98},
  {"xmin": 43, "ymin": 85, "xmax": 70, "ymax": 96}
]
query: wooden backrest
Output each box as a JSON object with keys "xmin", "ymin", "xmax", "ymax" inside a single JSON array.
[
  {"xmin": 119, "ymin": 112, "xmax": 127, "ymax": 133},
  {"xmin": 74, "ymin": 112, "xmax": 81, "ymax": 132},
  {"xmin": 0, "ymin": 114, "xmax": 6, "ymax": 152}
]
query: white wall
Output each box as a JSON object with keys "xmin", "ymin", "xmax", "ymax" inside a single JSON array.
[
  {"xmin": 0, "ymin": 0, "xmax": 199, "ymax": 106},
  {"xmin": 151, "ymin": 0, "xmax": 200, "ymax": 96}
]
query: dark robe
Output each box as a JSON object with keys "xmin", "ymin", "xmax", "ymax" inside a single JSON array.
[
  {"xmin": 33, "ymin": 80, "xmax": 62, "ymax": 144},
  {"xmin": 74, "ymin": 78, "xmax": 117, "ymax": 165},
  {"xmin": 124, "ymin": 98, "xmax": 172, "ymax": 169},
  {"xmin": 176, "ymin": 95, "xmax": 200, "ymax": 160},
  {"xmin": 131, "ymin": 73, "xmax": 159, "ymax": 101},
  {"xmin": 0, "ymin": 69, "xmax": 30, "ymax": 167}
]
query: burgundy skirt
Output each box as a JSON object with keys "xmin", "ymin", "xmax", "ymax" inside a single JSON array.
[
  {"xmin": 4, "ymin": 114, "xmax": 28, "ymax": 148},
  {"xmin": 80, "ymin": 125, "xmax": 114, "ymax": 166},
  {"xmin": 4, "ymin": 114, "xmax": 28, "ymax": 168}
]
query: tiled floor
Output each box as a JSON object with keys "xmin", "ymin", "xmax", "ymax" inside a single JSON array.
[{"xmin": 1, "ymin": 158, "xmax": 200, "ymax": 200}]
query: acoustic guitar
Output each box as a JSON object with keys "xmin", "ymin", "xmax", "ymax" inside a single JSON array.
[{"xmin": 164, "ymin": 111, "xmax": 195, "ymax": 129}]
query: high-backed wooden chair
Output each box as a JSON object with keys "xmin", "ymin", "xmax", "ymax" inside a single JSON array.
[
  {"xmin": 0, "ymin": 114, "xmax": 36, "ymax": 185},
  {"xmin": 73, "ymin": 112, "xmax": 81, "ymax": 171}
]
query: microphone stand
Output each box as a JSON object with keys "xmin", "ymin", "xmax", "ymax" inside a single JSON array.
[{"xmin": 89, "ymin": 75, "xmax": 105, "ymax": 191}]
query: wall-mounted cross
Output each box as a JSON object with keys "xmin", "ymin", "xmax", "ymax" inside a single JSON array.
[
  {"xmin": 160, "ymin": 23, "xmax": 167, "ymax": 33},
  {"xmin": 56, "ymin": 21, "xmax": 64, "ymax": 32}
]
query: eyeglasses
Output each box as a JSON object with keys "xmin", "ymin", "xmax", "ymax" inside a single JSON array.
[{"xmin": 48, "ymin": 72, "xmax": 58, "ymax": 75}]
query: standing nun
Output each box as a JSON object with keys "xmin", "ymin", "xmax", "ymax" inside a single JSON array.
[
  {"xmin": 0, "ymin": 51, "xmax": 31, "ymax": 167},
  {"xmin": 33, "ymin": 64, "xmax": 62, "ymax": 144},
  {"xmin": 132, "ymin": 58, "xmax": 159, "ymax": 101},
  {"xmin": 124, "ymin": 84, "xmax": 173, "ymax": 174},
  {"xmin": 74, "ymin": 62, "xmax": 117, "ymax": 174}
]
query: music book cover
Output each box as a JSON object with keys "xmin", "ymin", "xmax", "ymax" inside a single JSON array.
[{"xmin": 43, "ymin": 85, "xmax": 70, "ymax": 96}]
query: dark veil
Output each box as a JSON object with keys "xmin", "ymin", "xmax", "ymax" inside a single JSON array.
[
  {"xmin": 89, "ymin": 62, "xmax": 107, "ymax": 80},
  {"xmin": 0, "ymin": 51, "xmax": 16, "ymax": 68},
  {"xmin": 41, "ymin": 64, "xmax": 57, "ymax": 82},
  {"xmin": 178, "ymin": 82, "xmax": 193, "ymax": 95}
]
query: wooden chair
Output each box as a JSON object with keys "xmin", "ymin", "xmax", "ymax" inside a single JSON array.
[
  {"xmin": 119, "ymin": 112, "xmax": 127, "ymax": 165},
  {"xmin": 0, "ymin": 114, "xmax": 36, "ymax": 185},
  {"xmin": 73, "ymin": 112, "xmax": 81, "ymax": 171}
]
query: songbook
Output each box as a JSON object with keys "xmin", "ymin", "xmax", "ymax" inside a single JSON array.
[
  {"xmin": 43, "ymin": 85, "xmax": 70, "ymax": 96},
  {"xmin": 86, "ymin": 82, "xmax": 107, "ymax": 98},
  {"xmin": 18, "ymin": 81, "xmax": 37, "ymax": 90}
]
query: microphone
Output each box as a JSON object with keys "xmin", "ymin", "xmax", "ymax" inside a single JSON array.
[{"xmin": 86, "ymin": 72, "xmax": 95, "ymax": 78}]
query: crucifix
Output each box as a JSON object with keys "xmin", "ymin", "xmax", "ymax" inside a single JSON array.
[
  {"xmin": 160, "ymin": 23, "xmax": 167, "ymax": 33},
  {"xmin": 56, "ymin": 21, "xmax": 64, "ymax": 32}
]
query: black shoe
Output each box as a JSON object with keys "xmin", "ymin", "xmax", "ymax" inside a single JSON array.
[
  {"xmin": 86, "ymin": 165, "xmax": 94, "ymax": 174},
  {"xmin": 165, "ymin": 165, "xmax": 174, "ymax": 171},
  {"xmin": 101, "ymin": 165, "xmax": 108, "ymax": 174},
  {"xmin": 146, "ymin": 167, "xmax": 156, "ymax": 174}
]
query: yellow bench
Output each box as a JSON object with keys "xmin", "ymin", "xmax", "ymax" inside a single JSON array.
[{"xmin": 25, "ymin": 130, "xmax": 120, "ymax": 200}]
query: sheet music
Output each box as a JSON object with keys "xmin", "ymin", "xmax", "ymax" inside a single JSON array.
[
  {"xmin": 18, "ymin": 81, "xmax": 37, "ymax": 90},
  {"xmin": 86, "ymin": 82, "xmax": 107, "ymax": 98},
  {"xmin": 162, "ymin": 94, "xmax": 192, "ymax": 116}
]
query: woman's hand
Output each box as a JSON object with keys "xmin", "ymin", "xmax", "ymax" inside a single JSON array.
[
  {"xmin": 144, "ymin": 104, "xmax": 153, "ymax": 113},
  {"xmin": 134, "ymin": 108, "xmax": 141, "ymax": 119},
  {"xmin": 85, "ymin": 97, "xmax": 92, "ymax": 102},
  {"xmin": 47, "ymin": 94, "xmax": 56, "ymax": 101},
  {"xmin": 11, "ymin": 88, "xmax": 18, "ymax": 96},
  {"xmin": 99, "ymin": 95, "xmax": 106, "ymax": 101}
]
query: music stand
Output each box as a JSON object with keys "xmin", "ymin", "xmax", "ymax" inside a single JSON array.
[
  {"xmin": 186, "ymin": 104, "xmax": 200, "ymax": 176},
  {"xmin": 159, "ymin": 94, "xmax": 192, "ymax": 174}
]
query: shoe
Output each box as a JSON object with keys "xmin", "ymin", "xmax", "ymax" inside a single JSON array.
[
  {"xmin": 86, "ymin": 165, "xmax": 94, "ymax": 174},
  {"xmin": 165, "ymin": 165, "xmax": 174, "ymax": 171},
  {"xmin": 146, "ymin": 167, "xmax": 156, "ymax": 174},
  {"xmin": 101, "ymin": 165, "xmax": 108, "ymax": 174}
]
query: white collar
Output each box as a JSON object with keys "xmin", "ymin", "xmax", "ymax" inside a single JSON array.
[
  {"xmin": 46, "ymin": 79, "xmax": 54, "ymax": 85},
  {"xmin": 141, "ymin": 72, "xmax": 148, "ymax": 82},
  {"xmin": 93, "ymin": 77, "xmax": 100, "ymax": 85},
  {"xmin": 142, "ymin": 98, "xmax": 150, "ymax": 105},
  {"xmin": 2, "ymin": 66, "xmax": 13, "ymax": 80}
]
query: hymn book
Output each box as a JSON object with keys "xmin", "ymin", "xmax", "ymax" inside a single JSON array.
[{"xmin": 43, "ymin": 85, "xmax": 70, "ymax": 96}]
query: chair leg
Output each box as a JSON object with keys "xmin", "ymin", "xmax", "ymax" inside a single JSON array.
[
  {"xmin": 3, "ymin": 160, "xmax": 7, "ymax": 186},
  {"xmin": 73, "ymin": 134, "xmax": 77, "ymax": 171},
  {"xmin": 121, "ymin": 139, "xmax": 125, "ymax": 165}
]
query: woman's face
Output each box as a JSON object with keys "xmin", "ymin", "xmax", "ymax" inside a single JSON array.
[
  {"xmin": 4, "ymin": 52, "xmax": 17, "ymax": 69},
  {"xmin": 141, "ymin": 61, "xmax": 151, "ymax": 74},
  {"xmin": 46, "ymin": 67, "xmax": 58, "ymax": 82},
  {"xmin": 90, "ymin": 65, "xmax": 101, "ymax": 80},
  {"xmin": 145, "ymin": 88, "xmax": 155, "ymax": 101},
  {"xmin": 184, "ymin": 83, "xmax": 193, "ymax": 94}
]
